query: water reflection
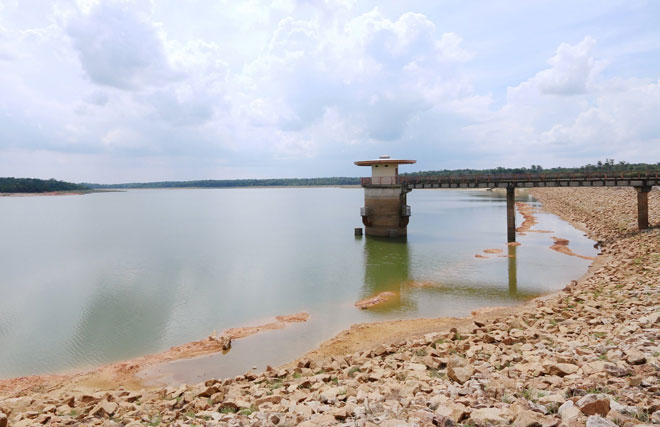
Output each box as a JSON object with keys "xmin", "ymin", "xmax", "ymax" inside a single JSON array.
[
  {"xmin": 508, "ymin": 245, "xmax": 518, "ymax": 295},
  {"xmin": 361, "ymin": 236, "xmax": 414, "ymax": 312}
]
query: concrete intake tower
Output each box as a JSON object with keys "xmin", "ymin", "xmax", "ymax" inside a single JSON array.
[{"xmin": 355, "ymin": 155, "xmax": 416, "ymax": 237}]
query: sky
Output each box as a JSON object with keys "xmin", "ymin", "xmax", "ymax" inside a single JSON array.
[{"xmin": 0, "ymin": 0, "xmax": 659, "ymax": 183}]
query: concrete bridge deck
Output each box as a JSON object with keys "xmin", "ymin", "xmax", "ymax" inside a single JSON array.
[
  {"xmin": 361, "ymin": 170, "xmax": 660, "ymax": 189},
  {"xmin": 360, "ymin": 170, "xmax": 659, "ymax": 241}
]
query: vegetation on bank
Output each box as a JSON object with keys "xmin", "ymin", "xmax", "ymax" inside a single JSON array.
[
  {"xmin": 0, "ymin": 177, "xmax": 90, "ymax": 193},
  {"xmin": 84, "ymin": 177, "xmax": 362, "ymax": 189},
  {"xmin": 87, "ymin": 160, "xmax": 660, "ymax": 189},
  {"xmin": 5, "ymin": 160, "xmax": 659, "ymax": 192},
  {"xmin": 402, "ymin": 159, "xmax": 660, "ymax": 177}
]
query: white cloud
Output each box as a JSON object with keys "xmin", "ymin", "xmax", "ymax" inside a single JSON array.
[
  {"xmin": 534, "ymin": 36, "xmax": 604, "ymax": 95},
  {"xmin": 0, "ymin": 0, "xmax": 659, "ymax": 181},
  {"xmin": 63, "ymin": 0, "xmax": 178, "ymax": 90}
]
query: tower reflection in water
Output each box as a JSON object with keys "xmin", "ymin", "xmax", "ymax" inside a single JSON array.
[
  {"xmin": 360, "ymin": 236, "xmax": 416, "ymax": 313},
  {"xmin": 359, "ymin": 235, "xmax": 521, "ymax": 314}
]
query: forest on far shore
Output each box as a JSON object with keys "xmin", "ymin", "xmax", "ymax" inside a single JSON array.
[
  {"xmin": 0, "ymin": 178, "xmax": 89, "ymax": 193},
  {"xmin": 2, "ymin": 160, "xmax": 659, "ymax": 192}
]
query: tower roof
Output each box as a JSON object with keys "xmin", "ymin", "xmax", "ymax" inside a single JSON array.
[{"xmin": 354, "ymin": 154, "xmax": 416, "ymax": 166}]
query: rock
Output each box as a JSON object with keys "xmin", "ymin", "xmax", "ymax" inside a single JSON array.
[
  {"xmin": 651, "ymin": 410, "xmax": 660, "ymax": 424},
  {"xmin": 625, "ymin": 350, "xmax": 646, "ymax": 365},
  {"xmin": 545, "ymin": 362, "xmax": 579, "ymax": 377},
  {"xmin": 331, "ymin": 408, "xmax": 347, "ymax": 420},
  {"xmin": 470, "ymin": 407, "xmax": 506, "ymax": 426},
  {"xmin": 433, "ymin": 415, "xmax": 457, "ymax": 426},
  {"xmin": 639, "ymin": 312, "xmax": 660, "ymax": 326},
  {"xmin": 89, "ymin": 400, "xmax": 118, "ymax": 418},
  {"xmin": 196, "ymin": 385, "xmax": 221, "ymax": 398},
  {"xmin": 435, "ymin": 403, "xmax": 468, "ymax": 423},
  {"xmin": 609, "ymin": 399, "xmax": 638, "ymax": 416},
  {"xmin": 559, "ymin": 401, "xmax": 581, "ymax": 421},
  {"xmin": 0, "ymin": 412, "xmax": 6, "ymax": 427},
  {"xmin": 585, "ymin": 415, "xmax": 617, "ymax": 427},
  {"xmin": 513, "ymin": 410, "xmax": 547, "ymax": 427},
  {"xmin": 320, "ymin": 387, "xmax": 341, "ymax": 404},
  {"xmin": 577, "ymin": 394, "xmax": 611, "ymax": 417},
  {"xmin": 604, "ymin": 363, "xmax": 628, "ymax": 377},
  {"xmin": 447, "ymin": 357, "xmax": 474, "ymax": 385}
]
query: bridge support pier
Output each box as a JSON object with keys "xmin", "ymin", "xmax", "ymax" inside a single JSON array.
[
  {"xmin": 636, "ymin": 186, "xmax": 652, "ymax": 230},
  {"xmin": 507, "ymin": 186, "xmax": 516, "ymax": 243}
]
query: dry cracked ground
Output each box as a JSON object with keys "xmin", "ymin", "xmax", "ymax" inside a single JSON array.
[{"xmin": 1, "ymin": 187, "xmax": 659, "ymax": 427}]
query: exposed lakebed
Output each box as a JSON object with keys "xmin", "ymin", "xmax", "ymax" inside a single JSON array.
[{"xmin": 0, "ymin": 188, "xmax": 597, "ymax": 381}]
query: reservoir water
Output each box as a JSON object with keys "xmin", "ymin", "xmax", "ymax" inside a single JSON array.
[{"xmin": 0, "ymin": 188, "xmax": 597, "ymax": 380}]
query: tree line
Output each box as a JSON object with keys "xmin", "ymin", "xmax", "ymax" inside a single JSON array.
[
  {"xmin": 84, "ymin": 177, "xmax": 361, "ymax": 189},
  {"xmin": 0, "ymin": 178, "xmax": 90, "ymax": 193},
  {"xmin": 402, "ymin": 160, "xmax": 660, "ymax": 177},
  {"xmin": 3, "ymin": 160, "xmax": 659, "ymax": 192}
]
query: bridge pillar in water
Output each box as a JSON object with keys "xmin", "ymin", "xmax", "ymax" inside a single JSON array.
[
  {"xmin": 507, "ymin": 186, "xmax": 516, "ymax": 243},
  {"xmin": 636, "ymin": 185, "xmax": 652, "ymax": 230},
  {"xmin": 355, "ymin": 155, "xmax": 417, "ymax": 237}
]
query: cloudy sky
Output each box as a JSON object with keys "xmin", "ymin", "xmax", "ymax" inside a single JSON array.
[{"xmin": 0, "ymin": 0, "xmax": 659, "ymax": 183}]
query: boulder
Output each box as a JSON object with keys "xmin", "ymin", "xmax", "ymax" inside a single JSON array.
[
  {"xmin": 545, "ymin": 362, "xmax": 579, "ymax": 377},
  {"xmin": 470, "ymin": 407, "xmax": 506, "ymax": 426},
  {"xmin": 558, "ymin": 401, "xmax": 581, "ymax": 421},
  {"xmin": 89, "ymin": 400, "xmax": 118, "ymax": 418},
  {"xmin": 513, "ymin": 409, "xmax": 547, "ymax": 427},
  {"xmin": 625, "ymin": 350, "xmax": 646, "ymax": 365},
  {"xmin": 577, "ymin": 394, "xmax": 610, "ymax": 417},
  {"xmin": 435, "ymin": 402, "xmax": 468, "ymax": 423},
  {"xmin": 651, "ymin": 410, "xmax": 660, "ymax": 424},
  {"xmin": 447, "ymin": 357, "xmax": 474, "ymax": 385},
  {"xmin": 585, "ymin": 415, "xmax": 617, "ymax": 427}
]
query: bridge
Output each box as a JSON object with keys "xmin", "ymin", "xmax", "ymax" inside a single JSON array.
[{"xmin": 355, "ymin": 157, "xmax": 659, "ymax": 241}]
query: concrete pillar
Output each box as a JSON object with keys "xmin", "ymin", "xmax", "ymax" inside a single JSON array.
[
  {"xmin": 362, "ymin": 186, "xmax": 410, "ymax": 237},
  {"xmin": 506, "ymin": 186, "xmax": 516, "ymax": 243},
  {"xmin": 636, "ymin": 186, "xmax": 652, "ymax": 230}
]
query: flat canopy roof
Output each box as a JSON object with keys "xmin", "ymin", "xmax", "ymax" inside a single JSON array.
[{"xmin": 354, "ymin": 158, "xmax": 416, "ymax": 166}]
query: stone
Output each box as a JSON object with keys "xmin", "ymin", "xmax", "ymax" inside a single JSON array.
[
  {"xmin": 625, "ymin": 350, "xmax": 646, "ymax": 365},
  {"xmin": 435, "ymin": 403, "xmax": 468, "ymax": 423},
  {"xmin": 651, "ymin": 410, "xmax": 660, "ymax": 424},
  {"xmin": 608, "ymin": 399, "xmax": 638, "ymax": 416},
  {"xmin": 577, "ymin": 394, "xmax": 610, "ymax": 417},
  {"xmin": 320, "ymin": 387, "xmax": 341, "ymax": 404},
  {"xmin": 513, "ymin": 410, "xmax": 546, "ymax": 427},
  {"xmin": 89, "ymin": 400, "xmax": 118, "ymax": 418},
  {"xmin": 470, "ymin": 407, "xmax": 506, "ymax": 426},
  {"xmin": 0, "ymin": 413, "xmax": 6, "ymax": 427},
  {"xmin": 433, "ymin": 415, "xmax": 457, "ymax": 426},
  {"xmin": 585, "ymin": 415, "xmax": 617, "ymax": 427},
  {"xmin": 545, "ymin": 362, "xmax": 579, "ymax": 377},
  {"xmin": 447, "ymin": 358, "xmax": 474, "ymax": 385},
  {"xmin": 558, "ymin": 401, "xmax": 581, "ymax": 421}
]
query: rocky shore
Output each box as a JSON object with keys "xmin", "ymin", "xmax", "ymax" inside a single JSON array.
[{"xmin": 1, "ymin": 187, "xmax": 659, "ymax": 426}]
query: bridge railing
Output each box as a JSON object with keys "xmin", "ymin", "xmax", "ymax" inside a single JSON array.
[{"xmin": 360, "ymin": 171, "xmax": 660, "ymax": 186}]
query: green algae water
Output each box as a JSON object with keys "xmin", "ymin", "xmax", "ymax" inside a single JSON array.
[{"xmin": 0, "ymin": 188, "xmax": 597, "ymax": 380}]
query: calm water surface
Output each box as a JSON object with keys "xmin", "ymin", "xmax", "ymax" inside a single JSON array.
[{"xmin": 0, "ymin": 188, "xmax": 597, "ymax": 380}]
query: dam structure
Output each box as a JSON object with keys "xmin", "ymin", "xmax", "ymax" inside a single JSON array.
[
  {"xmin": 357, "ymin": 158, "xmax": 659, "ymax": 240},
  {"xmin": 355, "ymin": 155, "xmax": 416, "ymax": 237}
]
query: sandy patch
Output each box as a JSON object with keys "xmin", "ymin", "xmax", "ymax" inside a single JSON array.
[{"xmin": 550, "ymin": 236, "xmax": 596, "ymax": 261}]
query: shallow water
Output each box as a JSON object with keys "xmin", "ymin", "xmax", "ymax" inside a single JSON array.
[{"xmin": 0, "ymin": 188, "xmax": 597, "ymax": 379}]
